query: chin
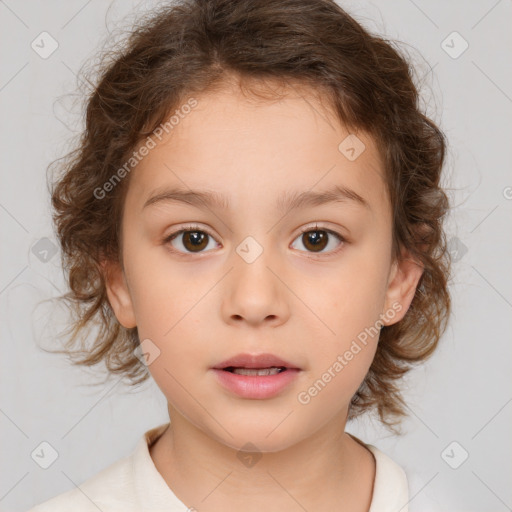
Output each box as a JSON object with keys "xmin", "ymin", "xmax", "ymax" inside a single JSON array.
[{"xmin": 205, "ymin": 421, "xmax": 305, "ymax": 454}]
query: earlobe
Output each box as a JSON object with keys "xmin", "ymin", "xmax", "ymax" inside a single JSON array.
[
  {"xmin": 101, "ymin": 260, "xmax": 137, "ymax": 328},
  {"xmin": 382, "ymin": 250, "xmax": 424, "ymax": 327}
]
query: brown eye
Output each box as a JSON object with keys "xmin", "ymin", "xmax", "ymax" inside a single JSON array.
[
  {"xmin": 181, "ymin": 231, "xmax": 209, "ymax": 252},
  {"xmin": 301, "ymin": 230, "xmax": 328, "ymax": 252},
  {"xmin": 165, "ymin": 227, "xmax": 218, "ymax": 254},
  {"xmin": 291, "ymin": 227, "xmax": 344, "ymax": 255}
]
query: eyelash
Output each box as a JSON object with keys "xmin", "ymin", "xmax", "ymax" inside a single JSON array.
[{"xmin": 162, "ymin": 223, "xmax": 346, "ymax": 258}]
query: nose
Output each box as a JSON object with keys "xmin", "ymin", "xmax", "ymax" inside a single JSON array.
[{"xmin": 220, "ymin": 250, "xmax": 290, "ymax": 328}]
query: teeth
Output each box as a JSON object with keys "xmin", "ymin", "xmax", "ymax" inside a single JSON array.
[{"xmin": 231, "ymin": 367, "xmax": 284, "ymax": 376}]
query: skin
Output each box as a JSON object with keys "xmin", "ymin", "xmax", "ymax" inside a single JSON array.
[{"xmin": 103, "ymin": 78, "xmax": 423, "ymax": 511}]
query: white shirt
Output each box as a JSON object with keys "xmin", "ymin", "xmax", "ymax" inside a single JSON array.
[{"xmin": 27, "ymin": 422, "xmax": 409, "ymax": 512}]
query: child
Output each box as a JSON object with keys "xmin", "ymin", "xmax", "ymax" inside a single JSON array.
[{"xmin": 28, "ymin": 0, "xmax": 451, "ymax": 510}]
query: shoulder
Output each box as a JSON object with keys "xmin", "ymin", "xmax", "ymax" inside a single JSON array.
[
  {"xmin": 347, "ymin": 432, "xmax": 409, "ymax": 512},
  {"xmin": 26, "ymin": 423, "xmax": 172, "ymax": 512},
  {"xmin": 26, "ymin": 453, "xmax": 135, "ymax": 512},
  {"xmin": 366, "ymin": 443, "xmax": 409, "ymax": 512}
]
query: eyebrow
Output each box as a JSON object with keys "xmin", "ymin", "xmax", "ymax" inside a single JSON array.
[{"xmin": 142, "ymin": 184, "xmax": 371, "ymax": 213}]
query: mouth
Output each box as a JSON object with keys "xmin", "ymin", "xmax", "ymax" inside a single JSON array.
[
  {"xmin": 211, "ymin": 353, "xmax": 302, "ymax": 399},
  {"xmin": 212, "ymin": 352, "xmax": 301, "ymax": 372},
  {"xmin": 222, "ymin": 366, "xmax": 288, "ymax": 376}
]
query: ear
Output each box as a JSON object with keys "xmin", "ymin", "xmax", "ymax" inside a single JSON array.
[
  {"xmin": 100, "ymin": 259, "xmax": 137, "ymax": 328},
  {"xmin": 381, "ymin": 248, "xmax": 424, "ymax": 327}
]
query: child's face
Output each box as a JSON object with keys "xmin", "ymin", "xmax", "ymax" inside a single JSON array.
[{"xmin": 105, "ymin": 81, "xmax": 422, "ymax": 451}]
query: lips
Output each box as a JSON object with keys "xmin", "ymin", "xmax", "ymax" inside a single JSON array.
[
  {"xmin": 211, "ymin": 353, "xmax": 302, "ymax": 399},
  {"xmin": 212, "ymin": 353, "xmax": 300, "ymax": 371}
]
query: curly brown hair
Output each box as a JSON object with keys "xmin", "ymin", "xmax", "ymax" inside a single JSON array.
[{"xmin": 44, "ymin": 0, "xmax": 452, "ymax": 431}]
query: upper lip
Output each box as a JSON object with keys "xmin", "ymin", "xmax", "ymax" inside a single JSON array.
[{"xmin": 212, "ymin": 353, "xmax": 301, "ymax": 370}]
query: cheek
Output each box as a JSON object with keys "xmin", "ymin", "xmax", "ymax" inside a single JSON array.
[
  {"xmin": 124, "ymin": 247, "xmax": 214, "ymax": 363},
  {"xmin": 124, "ymin": 243, "xmax": 205, "ymax": 336},
  {"xmin": 298, "ymin": 252, "xmax": 389, "ymax": 341},
  {"xmin": 294, "ymin": 340, "xmax": 377, "ymax": 433},
  {"xmin": 138, "ymin": 305, "xmax": 212, "ymax": 417},
  {"xmin": 291, "ymin": 246, "xmax": 388, "ymax": 388}
]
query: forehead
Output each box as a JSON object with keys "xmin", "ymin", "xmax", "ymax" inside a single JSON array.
[{"xmin": 126, "ymin": 81, "xmax": 388, "ymax": 217}]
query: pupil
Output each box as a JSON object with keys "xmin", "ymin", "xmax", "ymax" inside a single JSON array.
[
  {"xmin": 303, "ymin": 230, "xmax": 327, "ymax": 252},
  {"xmin": 184, "ymin": 231, "xmax": 207, "ymax": 251}
]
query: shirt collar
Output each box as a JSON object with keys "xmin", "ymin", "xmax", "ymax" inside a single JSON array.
[{"xmin": 131, "ymin": 423, "xmax": 409, "ymax": 512}]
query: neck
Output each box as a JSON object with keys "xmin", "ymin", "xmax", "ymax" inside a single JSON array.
[{"xmin": 150, "ymin": 405, "xmax": 376, "ymax": 512}]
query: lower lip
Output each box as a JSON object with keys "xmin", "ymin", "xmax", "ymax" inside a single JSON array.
[{"xmin": 211, "ymin": 368, "xmax": 301, "ymax": 399}]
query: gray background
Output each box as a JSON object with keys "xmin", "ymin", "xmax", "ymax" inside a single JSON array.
[{"xmin": 1, "ymin": 0, "xmax": 511, "ymax": 511}]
